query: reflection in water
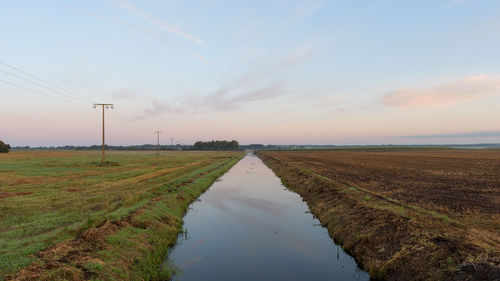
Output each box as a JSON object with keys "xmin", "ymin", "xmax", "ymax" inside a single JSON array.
[{"xmin": 166, "ymin": 154, "xmax": 370, "ymax": 281}]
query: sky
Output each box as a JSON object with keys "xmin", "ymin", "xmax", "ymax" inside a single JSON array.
[{"xmin": 2, "ymin": 0, "xmax": 500, "ymax": 146}]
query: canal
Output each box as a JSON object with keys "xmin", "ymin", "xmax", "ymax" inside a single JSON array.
[{"xmin": 166, "ymin": 153, "xmax": 370, "ymax": 281}]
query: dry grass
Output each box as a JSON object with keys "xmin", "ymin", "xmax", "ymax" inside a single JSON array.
[{"xmin": 0, "ymin": 150, "xmax": 244, "ymax": 280}]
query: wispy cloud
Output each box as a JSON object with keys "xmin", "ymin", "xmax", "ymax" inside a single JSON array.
[
  {"xmin": 62, "ymin": 3, "xmax": 174, "ymax": 46},
  {"xmin": 131, "ymin": 82, "xmax": 286, "ymax": 121},
  {"xmin": 64, "ymin": 3, "xmax": 206, "ymax": 62},
  {"xmin": 192, "ymin": 45, "xmax": 315, "ymax": 111},
  {"xmin": 201, "ymin": 82, "xmax": 286, "ymax": 111},
  {"xmin": 112, "ymin": 0, "xmax": 203, "ymax": 45},
  {"xmin": 272, "ymin": 45, "xmax": 314, "ymax": 73},
  {"xmin": 315, "ymin": 100, "xmax": 348, "ymax": 114},
  {"xmin": 275, "ymin": 0, "xmax": 325, "ymax": 32},
  {"xmin": 401, "ymin": 131, "xmax": 500, "ymax": 139},
  {"xmin": 237, "ymin": 44, "xmax": 314, "ymax": 87},
  {"xmin": 131, "ymin": 44, "xmax": 313, "ymax": 119},
  {"xmin": 110, "ymin": 88, "xmax": 137, "ymax": 99},
  {"xmin": 133, "ymin": 100, "xmax": 185, "ymax": 121},
  {"xmin": 382, "ymin": 75, "xmax": 500, "ymax": 108}
]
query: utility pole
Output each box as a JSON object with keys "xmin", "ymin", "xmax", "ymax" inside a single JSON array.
[
  {"xmin": 154, "ymin": 131, "xmax": 162, "ymax": 156},
  {"xmin": 93, "ymin": 103, "xmax": 114, "ymax": 163},
  {"xmin": 169, "ymin": 137, "xmax": 175, "ymax": 146}
]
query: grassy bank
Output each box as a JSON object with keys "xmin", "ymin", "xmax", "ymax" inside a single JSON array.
[
  {"xmin": 0, "ymin": 150, "xmax": 244, "ymax": 280},
  {"xmin": 258, "ymin": 150, "xmax": 499, "ymax": 281}
]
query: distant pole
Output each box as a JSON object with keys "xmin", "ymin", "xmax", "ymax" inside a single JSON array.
[
  {"xmin": 154, "ymin": 131, "xmax": 162, "ymax": 156},
  {"xmin": 169, "ymin": 137, "xmax": 175, "ymax": 146},
  {"xmin": 93, "ymin": 103, "xmax": 114, "ymax": 163}
]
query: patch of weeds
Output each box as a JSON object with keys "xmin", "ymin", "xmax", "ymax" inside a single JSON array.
[
  {"xmin": 349, "ymin": 186, "xmax": 360, "ymax": 192},
  {"xmin": 446, "ymin": 256, "xmax": 454, "ymax": 265},
  {"xmin": 106, "ymin": 227, "xmax": 145, "ymax": 247},
  {"xmin": 440, "ymin": 256, "xmax": 457, "ymax": 270},
  {"xmin": 161, "ymin": 259, "xmax": 182, "ymax": 280},
  {"xmin": 85, "ymin": 261, "xmax": 104, "ymax": 273},
  {"xmin": 368, "ymin": 260, "xmax": 386, "ymax": 280},
  {"xmin": 91, "ymin": 161, "xmax": 120, "ymax": 167},
  {"xmin": 409, "ymin": 205, "xmax": 464, "ymax": 227}
]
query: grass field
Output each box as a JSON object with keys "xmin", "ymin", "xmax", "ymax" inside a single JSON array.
[
  {"xmin": 258, "ymin": 149, "xmax": 500, "ymax": 281},
  {"xmin": 0, "ymin": 150, "xmax": 244, "ymax": 280}
]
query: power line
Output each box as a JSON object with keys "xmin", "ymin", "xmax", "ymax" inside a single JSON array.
[
  {"xmin": 0, "ymin": 59, "xmax": 95, "ymax": 104},
  {"xmin": 0, "ymin": 60, "xmax": 154, "ymax": 139},
  {"xmin": 0, "ymin": 61, "xmax": 134, "ymax": 125},
  {"xmin": 0, "ymin": 68, "xmax": 89, "ymax": 106},
  {"xmin": 0, "ymin": 61, "xmax": 142, "ymax": 127},
  {"xmin": 0, "ymin": 60, "xmax": 149, "ymax": 128},
  {"xmin": 0, "ymin": 79, "xmax": 87, "ymax": 108}
]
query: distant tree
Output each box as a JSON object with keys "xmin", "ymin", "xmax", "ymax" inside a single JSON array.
[
  {"xmin": 193, "ymin": 140, "xmax": 240, "ymax": 151},
  {"xmin": 0, "ymin": 140, "xmax": 11, "ymax": 153},
  {"xmin": 248, "ymin": 144, "xmax": 265, "ymax": 149}
]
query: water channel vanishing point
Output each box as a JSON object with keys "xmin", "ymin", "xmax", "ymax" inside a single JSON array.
[{"xmin": 166, "ymin": 153, "xmax": 370, "ymax": 281}]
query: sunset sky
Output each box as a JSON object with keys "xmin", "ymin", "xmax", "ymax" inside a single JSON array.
[{"xmin": 2, "ymin": 0, "xmax": 500, "ymax": 146}]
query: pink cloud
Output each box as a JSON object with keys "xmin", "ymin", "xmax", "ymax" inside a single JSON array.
[{"xmin": 382, "ymin": 75, "xmax": 500, "ymax": 108}]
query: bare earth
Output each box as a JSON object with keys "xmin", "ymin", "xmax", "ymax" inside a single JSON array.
[{"xmin": 258, "ymin": 149, "xmax": 500, "ymax": 281}]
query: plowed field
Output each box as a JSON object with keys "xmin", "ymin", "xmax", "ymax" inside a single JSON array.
[{"xmin": 259, "ymin": 149, "xmax": 500, "ymax": 281}]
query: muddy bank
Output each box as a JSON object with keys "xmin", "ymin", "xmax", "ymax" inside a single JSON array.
[{"xmin": 257, "ymin": 151, "xmax": 500, "ymax": 281}]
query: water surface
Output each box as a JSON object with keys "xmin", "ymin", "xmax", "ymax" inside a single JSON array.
[{"xmin": 166, "ymin": 153, "xmax": 370, "ymax": 281}]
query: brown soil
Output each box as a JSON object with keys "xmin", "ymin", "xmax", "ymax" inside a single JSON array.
[
  {"xmin": 0, "ymin": 192, "xmax": 32, "ymax": 199},
  {"xmin": 275, "ymin": 150, "xmax": 500, "ymax": 215},
  {"xmin": 258, "ymin": 149, "xmax": 500, "ymax": 281}
]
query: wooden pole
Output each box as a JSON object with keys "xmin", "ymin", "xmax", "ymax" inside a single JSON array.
[
  {"xmin": 154, "ymin": 131, "xmax": 162, "ymax": 156},
  {"xmin": 102, "ymin": 105, "xmax": 105, "ymax": 163},
  {"xmin": 93, "ymin": 104, "xmax": 114, "ymax": 163}
]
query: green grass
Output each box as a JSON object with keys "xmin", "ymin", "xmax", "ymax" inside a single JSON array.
[{"xmin": 0, "ymin": 150, "xmax": 244, "ymax": 280}]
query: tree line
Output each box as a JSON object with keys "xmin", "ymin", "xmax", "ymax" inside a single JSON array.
[
  {"xmin": 0, "ymin": 140, "xmax": 10, "ymax": 153},
  {"xmin": 193, "ymin": 140, "xmax": 239, "ymax": 151},
  {"xmin": 8, "ymin": 141, "xmax": 242, "ymax": 151}
]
